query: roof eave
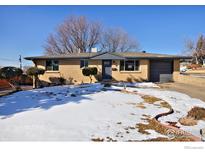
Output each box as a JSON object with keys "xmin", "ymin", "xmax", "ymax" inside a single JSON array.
[
  {"xmin": 24, "ymin": 56, "xmax": 91, "ymax": 60},
  {"xmin": 24, "ymin": 55, "xmax": 192, "ymax": 61},
  {"xmin": 124, "ymin": 56, "xmax": 192, "ymax": 59}
]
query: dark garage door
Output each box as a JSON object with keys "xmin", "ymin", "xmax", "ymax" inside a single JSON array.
[{"xmin": 150, "ymin": 60, "xmax": 173, "ymax": 82}]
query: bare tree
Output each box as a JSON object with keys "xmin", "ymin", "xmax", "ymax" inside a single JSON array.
[
  {"xmin": 99, "ymin": 28, "xmax": 140, "ymax": 52},
  {"xmin": 184, "ymin": 39, "xmax": 195, "ymax": 55},
  {"xmin": 184, "ymin": 35, "xmax": 205, "ymax": 64},
  {"xmin": 44, "ymin": 16, "xmax": 102, "ymax": 55},
  {"xmin": 44, "ymin": 15, "xmax": 140, "ymax": 55}
]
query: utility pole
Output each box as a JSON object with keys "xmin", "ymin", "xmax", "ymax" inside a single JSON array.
[{"xmin": 19, "ymin": 55, "xmax": 22, "ymax": 69}]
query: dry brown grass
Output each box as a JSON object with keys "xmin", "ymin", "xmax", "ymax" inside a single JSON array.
[
  {"xmin": 159, "ymin": 101, "xmax": 172, "ymax": 109},
  {"xmin": 141, "ymin": 95, "xmax": 162, "ymax": 104},
  {"xmin": 187, "ymin": 107, "xmax": 205, "ymax": 120},
  {"xmin": 136, "ymin": 102, "xmax": 146, "ymax": 109},
  {"xmin": 143, "ymin": 137, "xmax": 194, "ymax": 142},
  {"xmin": 136, "ymin": 118, "xmax": 195, "ymax": 141},
  {"xmin": 106, "ymin": 137, "xmax": 117, "ymax": 142},
  {"xmin": 142, "ymin": 114, "xmax": 151, "ymax": 118},
  {"xmin": 179, "ymin": 117, "xmax": 198, "ymax": 126},
  {"xmin": 136, "ymin": 118, "xmax": 169, "ymax": 135},
  {"xmin": 136, "ymin": 95, "xmax": 171, "ymax": 110},
  {"xmin": 179, "ymin": 106, "xmax": 205, "ymax": 126},
  {"xmin": 123, "ymin": 90, "xmax": 172, "ymax": 111}
]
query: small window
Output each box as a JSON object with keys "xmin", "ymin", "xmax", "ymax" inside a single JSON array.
[
  {"xmin": 120, "ymin": 60, "xmax": 140, "ymax": 71},
  {"xmin": 46, "ymin": 60, "xmax": 59, "ymax": 71},
  {"xmin": 125, "ymin": 60, "xmax": 134, "ymax": 71},
  {"xmin": 80, "ymin": 59, "xmax": 88, "ymax": 68}
]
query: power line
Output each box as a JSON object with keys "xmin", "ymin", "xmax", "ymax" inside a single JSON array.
[{"xmin": 0, "ymin": 58, "xmax": 18, "ymax": 62}]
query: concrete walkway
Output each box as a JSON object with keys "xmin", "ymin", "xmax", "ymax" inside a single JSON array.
[
  {"xmin": 0, "ymin": 86, "xmax": 32, "ymax": 97},
  {"xmin": 0, "ymin": 90, "xmax": 14, "ymax": 97},
  {"xmin": 158, "ymin": 82, "xmax": 205, "ymax": 102}
]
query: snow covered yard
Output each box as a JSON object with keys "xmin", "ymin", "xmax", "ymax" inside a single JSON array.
[{"xmin": 0, "ymin": 83, "xmax": 205, "ymax": 141}]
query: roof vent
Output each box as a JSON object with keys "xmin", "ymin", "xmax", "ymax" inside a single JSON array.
[
  {"xmin": 91, "ymin": 48, "xmax": 98, "ymax": 53},
  {"xmin": 142, "ymin": 50, "xmax": 146, "ymax": 53}
]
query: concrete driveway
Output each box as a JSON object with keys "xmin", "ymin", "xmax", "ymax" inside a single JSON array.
[{"xmin": 158, "ymin": 82, "xmax": 205, "ymax": 102}]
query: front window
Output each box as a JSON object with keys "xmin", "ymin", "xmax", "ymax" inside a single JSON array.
[
  {"xmin": 46, "ymin": 60, "xmax": 59, "ymax": 71},
  {"xmin": 120, "ymin": 60, "xmax": 139, "ymax": 71},
  {"xmin": 125, "ymin": 60, "xmax": 135, "ymax": 71},
  {"xmin": 80, "ymin": 59, "xmax": 88, "ymax": 68}
]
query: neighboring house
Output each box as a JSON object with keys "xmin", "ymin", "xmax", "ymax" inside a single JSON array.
[{"xmin": 25, "ymin": 51, "xmax": 190, "ymax": 84}]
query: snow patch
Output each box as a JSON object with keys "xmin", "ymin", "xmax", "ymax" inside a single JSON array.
[
  {"xmin": 112, "ymin": 82, "xmax": 159, "ymax": 88},
  {"xmin": 0, "ymin": 83, "xmax": 204, "ymax": 141}
]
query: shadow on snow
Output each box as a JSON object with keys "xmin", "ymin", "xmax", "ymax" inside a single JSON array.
[{"xmin": 0, "ymin": 84, "xmax": 102, "ymax": 119}]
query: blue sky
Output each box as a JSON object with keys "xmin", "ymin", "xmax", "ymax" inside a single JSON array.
[{"xmin": 0, "ymin": 5, "xmax": 205, "ymax": 66}]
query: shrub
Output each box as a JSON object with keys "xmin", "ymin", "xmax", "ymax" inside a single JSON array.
[
  {"xmin": 49, "ymin": 76, "xmax": 66, "ymax": 85},
  {"xmin": 187, "ymin": 107, "xmax": 205, "ymax": 120},
  {"xmin": 82, "ymin": 67, "xmax": 98, "ymax": 83},
  {"xmin": 26, "ymin": 67, "xmax": 45, "ymax": 88},
  {"xmin": 26, "ymin": 67, "xmax": 45, "ymax": 76},
  {"xmin": 0, "ymin": 67, "xmax": 23, "ymax": 90},
  {"xmin": 179, "ymin": 107, "xmax": 205, "ymax": 126},
  {"xmin": 19, "ymin": 74, "xmax": 33, "ymax": 85},
  {"xmin": 59, "ymin": 77, "xmax": 66, "ymax": 85},
  {"xmin": 179, "ymin": 117, "xmax": 197, "ymax": 126}
]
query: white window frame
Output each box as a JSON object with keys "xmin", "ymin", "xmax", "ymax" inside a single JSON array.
[{"xmin": 120, "ymin": 60, "xmax": 140, "ymax": 72}]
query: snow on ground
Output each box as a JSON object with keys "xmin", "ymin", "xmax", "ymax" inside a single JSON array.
[
  {"xmin": 0, "ymin": 83, "xmax": 204, "ymax": 141},
  {"xmin": 0, "ymin": 83, "xmax": 166, "ymax": 141},
  {"xmin": 112, "ymin": 82, "xmax": 159, "ymax": 88},
  {"xmin": 125, "ymin": 87, "xmax": 205, "ymax": 137}
]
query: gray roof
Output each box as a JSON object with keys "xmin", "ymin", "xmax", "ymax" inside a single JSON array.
[
  {"xmin": 24, "ymin": 52, "xmax": 98, "ymax": 60},
  {"xmin": 91, "ymin": 52, "xmax": 125, "ymax": 60},
  {"xmin": 24, "ymin": 52, "xmax": 191, "ymax": 60}
]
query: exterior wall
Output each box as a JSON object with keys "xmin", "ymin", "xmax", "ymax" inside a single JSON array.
[
  {"xmin": 34, "ymin": 59, "xmax": 101, "ymax": 84},
  {"xmin": 33, "ymin": 58, "xmax": 180, "ymax": 84},
  {"xmin": 112, "ymin": 60, "xmax": 149, "ymax": 82},
  {"xmin": 34, "ymin": 59, "xmax": 150, "ymax": 84},
  {"xmin": 173, "ymin": 59, "xmax": 180, "ymax": 81}
]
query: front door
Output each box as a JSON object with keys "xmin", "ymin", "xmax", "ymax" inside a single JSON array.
[{"xmin": 102, "ymin": 60, "xmax": 112, "ymax": 80}]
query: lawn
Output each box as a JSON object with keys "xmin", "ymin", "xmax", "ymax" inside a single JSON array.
[{"xmin": 0, "ymin": 83, "xmax": 204, "ymax": 141}]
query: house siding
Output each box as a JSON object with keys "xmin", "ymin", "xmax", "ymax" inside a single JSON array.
[
  {"xmin": 173, "ymin": 59, "xmax": 180, "ymax": 81},
  {"xmin": 33, "ymin": 59, "xmax": 179, "ymax": 84},
  {"xmin": 112, "ymin": 60, "xmax": 149, "ymax": 82}
]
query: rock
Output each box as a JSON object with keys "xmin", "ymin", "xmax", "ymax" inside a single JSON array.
[
  {"xmin": 200, "ymin": 128, "xmax": 205, "ymax": 141},
  {"xmin": 91, "ymin": 137, "xmax": 104, "ymax": 142},
  {"xmin": 70, "ymin": 93, "xmax": 76, "ymax": 97}
]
